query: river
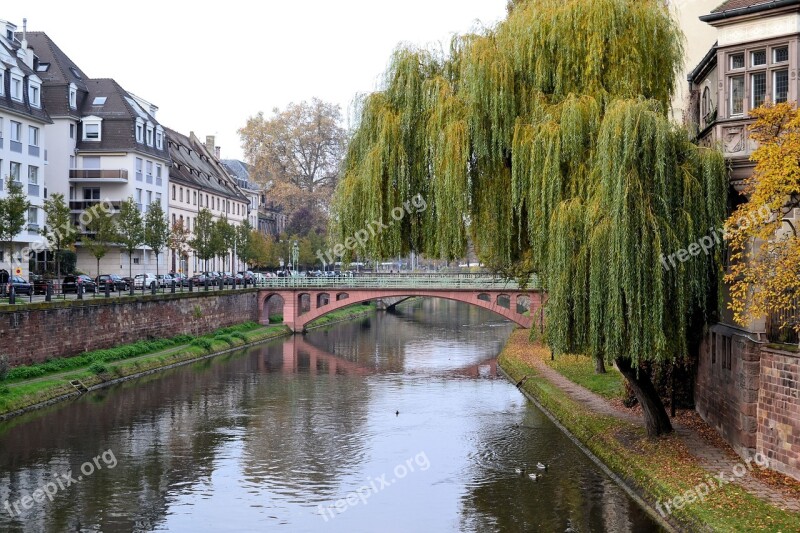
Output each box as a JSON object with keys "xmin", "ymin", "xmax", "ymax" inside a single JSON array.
[{"xmin": 0, "ymin": 299, "xmax": 661, "ymax": 532}]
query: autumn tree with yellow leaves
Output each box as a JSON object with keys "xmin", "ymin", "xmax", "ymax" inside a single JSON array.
[{"xmin": 726, "ymin": 102, "xmax": 800, "ymax": 335}]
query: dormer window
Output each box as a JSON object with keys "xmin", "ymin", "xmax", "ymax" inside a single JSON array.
[
  {"xmin": 82, "ymin": 116, "xmax": 103, "ymax": 141},
  {"xmin": 136, "ymin": 119, "xmax": 144, "ymax": 143},
  {"xmin": 155, "ymin": 127, "xmax": 163, "ymax": 150},
  {"xmin": 146, "ymin": 124, "xmax": 154, "ymax": 146},
  {"xmin": 28, "ymin": 82, "xmax": 41, "ymax": 108},
  {"xmin": 69, "ymin": 83, "xmax": 77, "ymax": 109},
  {"xmin": 10, "ymin": 75, "xmax": 22, "ymax": 101},
  {"xmin": 0, "ymin": 70, "xmax": 4, "ymax": 96}
]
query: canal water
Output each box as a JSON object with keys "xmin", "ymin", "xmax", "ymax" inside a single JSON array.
[{"xmin": 0, "ymin": 299, "xmax": 662, "ymax": 532}]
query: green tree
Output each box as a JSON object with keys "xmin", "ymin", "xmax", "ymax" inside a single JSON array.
[
  {"xmin": 40, "ymin": 193, "xmax": 76, "ymax": 281},
  {"xmin": 0, "ymin": 178, "xmax": 30, "ymax": 275},
  {"xmin": 143, "ymin": 201, "xmax": 170, "ymax": 279},
  {"xmin": 116, "ymin": 197, "xmax": 144, "ymax": 278},
  {"xmin": 190, "ymin": 208, "xmax": 216, "ymax": 272},
  {"xmin": 84, "ymin": 205, "xmax": 116, "ymax": 277},
  {"xmin": 234, "ymin": 220, "xmax": 254, "ymax": 270},
  {"xmin": 212, "ymin": 218, "xmax": 235, "ymax": 273},
  {"xmin": 331, "ymin": 0, "xmax": 727, "ymax": 436}
]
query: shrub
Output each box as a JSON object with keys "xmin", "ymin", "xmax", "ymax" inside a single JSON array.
[
  {"xmin": 89, "ymin": 362, "xmax": 107, "ymax": 375},
  {"xmin": 214, "ymin": 335, "xmax": 235, "ymax": 346},
  {"xmin": 191, "ymin": 338, "xmax": 213, "ymax": 351},
  {"xmin": 231, "ymin": 332, "xmax": 248, "ymax": 342}
]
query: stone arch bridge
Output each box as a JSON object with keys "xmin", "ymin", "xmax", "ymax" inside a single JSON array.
[{"xmin": 258, "ymin": 274, "xmax": 543, "ymax": 333}]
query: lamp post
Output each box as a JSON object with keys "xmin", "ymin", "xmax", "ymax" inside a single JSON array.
[{"xmin": 292, "ymin": 240, "xmax": 299, "ymax": 275}]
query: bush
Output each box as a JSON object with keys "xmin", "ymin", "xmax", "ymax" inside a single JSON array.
[
  {"xmin": 214, "ymin": 335, "xmax": 235, "ymax": 346},
  {"xmin": 88, "ymin": 362, "xmax": 107, "ymax": 375},
  {"xmin": 0, "ymin": 354, "xmax": 9, "ymax": 381},
  {"xmin": 191, "ymin": 338, "xmax": 213, "ymax": 351},
  {"xmin": 231, "ymin": 332, "xmax": 248, "ymax": 342}
]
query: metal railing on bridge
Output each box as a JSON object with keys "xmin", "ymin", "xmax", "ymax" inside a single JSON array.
[{"xmin": 258, "ymin": 273, "xmax": 540, "ymax": 290}]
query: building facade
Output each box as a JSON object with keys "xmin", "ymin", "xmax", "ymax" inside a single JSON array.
[
  {"xmin": 687, "ymin": 0, "xmax": 800, "ymax": 481},
  {"xmin": 0, "ymin": 20, "xmax": 51, "ymax": 278},
  {"xmin": 220, "ymin": 158, "xmax": 286, "ymax": 238}
]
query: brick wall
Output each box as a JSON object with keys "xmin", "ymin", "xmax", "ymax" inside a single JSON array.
[
  {"xmin": 695, "ymin": 325, "xmax": 760, "ymax": 457},
  {"xmin": 0, "ymin": 290, "xmax": 260, "ymax": 367},
  {"xmin": 696, "ymin": 325, "xmax": 800, "ymax": 481},
  {"xmin": 758, "ymin": 347, "xmax": 800, "ymax": 480}
]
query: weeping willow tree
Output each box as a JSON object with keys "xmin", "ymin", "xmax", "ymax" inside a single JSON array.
[{"xmin": 332, "ymin": 0, "xmax": 727, "ymax": 436}]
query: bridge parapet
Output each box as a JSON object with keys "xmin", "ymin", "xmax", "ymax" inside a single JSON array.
[{"xmin": 260, "ymin": 273, "xmax": 540, "ymax": 291}]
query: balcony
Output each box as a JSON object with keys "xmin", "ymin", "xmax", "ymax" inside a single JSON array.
[
  {"xmin": 69, "ymin": 169, "xmax": 129, "ymax": 183},
  {"xmin": 69, "ymin": 200, "xmax": 122, "ymax": 213}
]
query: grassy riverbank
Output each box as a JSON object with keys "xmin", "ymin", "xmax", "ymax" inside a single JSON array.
[
  {"xmin": 0, "ymin": 323, "xmax": 290, "ymax": 419},
  {"xmin": 498, "ymin": 329, "xmax": 800, "ymax": 532}
]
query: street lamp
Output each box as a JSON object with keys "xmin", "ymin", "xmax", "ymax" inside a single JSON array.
[{"xmin": 292, "ymin": 240, "xmax": 299, "ymax": 274}]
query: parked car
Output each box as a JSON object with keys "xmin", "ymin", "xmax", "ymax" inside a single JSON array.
[
  {"xmin": 96, "ymin": 274, "xmax": 127, "ymax": 291},
  {"xmin": 156, "ymin": 274, "xmax": 174, "ymax": 288},
  {"xmin": 30, "ymin": 274, "xmax": 52, "ymax": 295},
  {"xmin": 133, "ymin": 273, "xmax": 158, "ymax": 290},
  {"xmin": 170, "ymin": 272, "xmax": 189, "ymax": 286},
  {"xmin": 10, "ymin": 276, "xmax": 33, "ymax": 295},
  {"xmin": 62, "ymin": 274, "xmax": 98, "ymax": 294}
]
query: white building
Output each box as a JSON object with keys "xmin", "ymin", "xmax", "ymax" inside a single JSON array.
[{"xmin": 0, "ymin": 20, "xmax": 50, "ymax": 278}]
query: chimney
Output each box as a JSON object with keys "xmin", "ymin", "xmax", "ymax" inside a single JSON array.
[
  {"xmin": 205, "ymin": 135, "xmax": 215, "ymax": 155},
  {"xmin": 215, "ymin": 146, "xmax": 221, "ymax": 159}
]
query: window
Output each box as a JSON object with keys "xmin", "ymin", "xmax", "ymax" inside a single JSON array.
[
  {"xmin": 135, "ymin": 158, "xmax": 143, "ymax": 181},
  {"xmin": 155, "ymin": 193, "xmax": 161, "ymax": 205},
  {"xmin": 147, "ymin": 190, "xmax": 152, "ymax": 209},
  {"xmin": 136, "ymin": 122, "xmax": 144, "ymax": 143},
  {"xmin": 83, "ymin": 156, "xmax": 100, "ymax": 169},
  {"xmin": 172, "ymin": 185, "xmax": 176, "ymax": 201},
  {"xmin": 28, "ymin": 126, "xmax": 39, "ymax": 147},
  {"xmin": 28, "ymin": 83, "xmax": 41, "ymax": 107},
  {"xmin": 10, "ymin": 76, "xmax": 22, "ymax": 101},
  {"xmin": 156, "ymin": 130, "xmax": 163, "ymax": 150},
  {"xmin": 730, "ymin": 53, "xmax": 745, "ymax": 70},
  {"xmin": 27, "ymin": 207, "xmax": 37, "ymax": 226},
  {"xmin": 156, "ymin": 165, "xmax": 162, "ymax": 179},
  {"xmin": 751, "ymin": 50, "xmax": 766, "ymax": 67},
  {"xmin": 773, "ymin": 46, "xmax": 789, "ymax": 63},
  {"xmin": 0, "ymin": 71, "xmax": 4, "ymax": 96},
  {"xmin": 180, "ymin": 187, "xmax": 184, "ymax": 203},
  {"xmin": 69, "ymin": 155, "xmax": 76, "ymax": 169},
  {"xmin": 206, "ymin": 194, "xmax": 209, "ymax": 207},
  {"xmin": 146, "ymin": 160, "xmax": 153, "ymax": 183},
  {"xmin": 172, "ymin": 213, "xmax": 176, "ymax": 225},
  {"xmin": 730, "ymin": 75, "xmax": 745, "ymax": 115},
  {"xmin": 84, "ymin": 123, "xmax": 100, "ymax": 140},
  {"xmin": 751, "ymin": 72, "xmax": 766, "ymax": 108},
  {"xmin": 10, "ymin": 121, "xmax": 21, "ymax": 142},
  {"xmin": 69, "ymin": 124, "xmax": 75, "ymax": 139},
  {"xmin": 135, "ymin": 188, "xmax": 142, "ymax": 203},
  {"xmin": 92, "ymin": 96, "xmax": 107, "ymax": 106},
  {"xmin": 83, "ymin": 188, "xmax": 100, "ymax": 200},
  {"xmin": 146, "ymin": 126, "xmax": 153, "ymax": 146},
  {"xmin": 9, "ymin": 162, "xmax": 20, "ymax": 182},
  {"xmin": 774, "ymin": 69, "xmax": 789, "ymax": 103},
  {"xmin": 69, "ymin": 84, "xmax": 77, "ymax": 108},
  {"xmin": 193, "ymin": 191, "xmax": 197, "ymax": 205},
  {"xmin": 28, "ymin": 166, "xmax": 38, "ymax": 185}
]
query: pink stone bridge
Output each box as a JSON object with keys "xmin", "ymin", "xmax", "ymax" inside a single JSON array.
[{"xmin": 257, "ymin": 274, "xmax": 543, "ymax": 333}]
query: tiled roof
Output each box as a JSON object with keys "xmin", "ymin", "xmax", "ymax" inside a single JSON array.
[
  {"xmin": 710, "ymin": 0, "xmax": 800, "ymax": 14},
  {"xmin": 75, "ymin": 79, "xmax": 169, "ymax": 160},
  {"xmin": 166, "ymin": 128, "xmax": 248, "ymax": 203},
  {"xmin": 0, "ymin": 36, "xmax": 51, "ymax": 124}
]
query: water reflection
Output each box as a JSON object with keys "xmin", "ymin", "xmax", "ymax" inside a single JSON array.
[{"xmin": 0, "ymin": 298, "xmax": 661, "ymax": 532}]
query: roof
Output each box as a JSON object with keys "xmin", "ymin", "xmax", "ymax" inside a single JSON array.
[
  {"xmin": 687, "ymin": 42, "xmax": 719, "ymax": 82},
  {"xmin": 0, "ymin": 34, "xmax": 51, "ymax": 124},
  {"xmin": 75, "ymin": 78, "xmax": 169, "ymax": 159},
  {"xmin": 165, "ymin": 128, "xmax": 248, "ymax": 203},
  {"xmin": 703, "ymin": 0, "xmax": 800, "ymax": 21}
]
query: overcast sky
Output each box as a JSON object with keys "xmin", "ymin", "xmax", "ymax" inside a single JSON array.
[{"xmin": 3, "ymin": 1, "xmax": 507, "ymax": 161}]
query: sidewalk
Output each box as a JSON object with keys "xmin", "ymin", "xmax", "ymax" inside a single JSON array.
[{"xmin": 521, "ymin": 346, "xmax": 800, "ymax": 514}]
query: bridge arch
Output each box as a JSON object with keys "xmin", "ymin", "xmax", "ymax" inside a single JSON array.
[{"xmin": 258, "ymin": 289, "xmax": 539, "ymax": 332}]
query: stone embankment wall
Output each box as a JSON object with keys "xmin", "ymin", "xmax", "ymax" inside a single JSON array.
[
  {"xmin": 696, "ymin": 325, "xmax": 800, "ymax": 480},
  {"xmin": 1, "ymin": 290, "xmax": 260, "ymax": 366}
]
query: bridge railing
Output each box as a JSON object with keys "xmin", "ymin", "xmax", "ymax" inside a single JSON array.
[{"xmin": 257, "ymin": 273, "xmax": 539, "ymax": 290}]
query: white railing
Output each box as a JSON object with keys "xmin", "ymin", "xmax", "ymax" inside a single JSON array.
[{"xmin": 256, "ymin": 273, "xmax": 540, "ymax": 290}]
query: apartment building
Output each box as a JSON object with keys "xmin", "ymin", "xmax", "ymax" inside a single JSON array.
[
  {"xmin": 221, "ymin": 158, "xmax": 286, "ymax": 238},
  {"xmin": 166, "ymin": 128, "xmax": 249, "ymax": 275},
  {"xmin": 0, "ymin": 20, "xmax": 50, "ymax": 277}
]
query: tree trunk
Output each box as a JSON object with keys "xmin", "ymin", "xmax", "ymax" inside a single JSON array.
[
  {"xmin": 595, "ymin": 356, "xmax": 607, "ymax": 374},
  {"xmin": 615, "ymin": 357, "xmax": 672, "ymax": 437}
]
